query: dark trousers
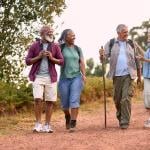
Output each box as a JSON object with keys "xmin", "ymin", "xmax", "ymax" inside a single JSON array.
[{"xmin": 113, "ymin": 75, "xmax": 134, "ymax": 126}]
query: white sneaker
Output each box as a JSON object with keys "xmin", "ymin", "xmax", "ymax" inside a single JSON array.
[
  {"xmin": 42, "ymin": 124, "xmax": 53, "ymax": 133},
  {"xmin": 33, "ymin": 122, "xmax": 43, "ymax": 132},
  {"xmin": 144, "ymin": 119, "xmax": 150, "ymax": 128}
]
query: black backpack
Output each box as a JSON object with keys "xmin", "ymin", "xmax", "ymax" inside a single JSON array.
[
  {"xmin": 109, "ymin": 38, "xmax": 135, "ymax": 56},
  {"xmin": 60, "ymin": 43, "xmax": 81, "ymax": 62}
]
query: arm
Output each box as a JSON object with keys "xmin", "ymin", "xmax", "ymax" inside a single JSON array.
[
  {"xmin": 29, "ymin": 55, "xmax": 42, "ymax": 65},
  {"xmin": 26, "ymin": 51, "xmax": 43, "ymax": 66},
  {"xmin": 134, "ymin": 41, "xmax": 145, "ymax": 56},
  {"xmin": 132, "ymin": 41, "xmax": 144, "ymax": 84},
  {"xmin": 80, "ymin": 57, "xmax": 86, "ymax": 82},
  {"xmin": 137, "ymin": 55, "xmax": 150, "ymax": 62},
  {"xmin": 25, "ymin": 44, "xmax": 42, "ymax": 66},
  {"xmin": 46, "ymin": 44, "xmax": 64, "ymax": 65},
  {"xmin": 143, "ymin": 58, "xmax": 150, "ymax": 62},
  {"xmin": 78, "ymin": 47, "xmax": 86, "ymax": 82}
]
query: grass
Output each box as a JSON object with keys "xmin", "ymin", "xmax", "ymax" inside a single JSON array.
[
  {"xmin": 0, "ymin": 101, "xmax": 104, "ymax": 136},
  {"xmin": 0, "ymin": 112, "xmax": 33, "ymax": 136}
]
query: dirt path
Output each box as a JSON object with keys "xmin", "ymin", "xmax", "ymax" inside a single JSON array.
[{"xmin": 0, "ymin": 102, "xmax": 150, "ymax": 150}]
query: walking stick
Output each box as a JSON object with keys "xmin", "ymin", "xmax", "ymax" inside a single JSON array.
[{"xmin": 99, "ymin": 46, "xmax": 107, "ymax": 128}]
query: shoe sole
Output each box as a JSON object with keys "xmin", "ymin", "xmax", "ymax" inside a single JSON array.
[
  {"xmin": 33, "ymin": 129, "xmax": 42, "ymax": 133},
  {"xmin": 42, "ymin": 129, "xmax": 53, "ymax": 133},
  {"xmin": 120, "ymin": 126, "xmax": 128, "ymax": 129},
  {"xmin": 47, "ymin": 130, "xmax": 53, "ymax": 133}
]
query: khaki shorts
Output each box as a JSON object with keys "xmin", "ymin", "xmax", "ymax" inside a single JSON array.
[{"xmin": 32, "ymin": 76, "xmax": 57, "ymax": 101}]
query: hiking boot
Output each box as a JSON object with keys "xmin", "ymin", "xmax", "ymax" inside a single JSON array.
[
  {"xmin": 69, "ymin": 120, "xmax": 76, "ymax": 132},
  {"xmin": 42, "ymin": 124, "xmax": 53, "ymax": 133},
  {"xmin": 33, "ymin": 122, "xmax": 43, "ymax": 133},
  {"xmin": 65, "ymin": 114, "xmax": 71, "ymax": 129},
  {"xmin": 144, "ymin": 119, "xmax": 150, "ymax": 128}
]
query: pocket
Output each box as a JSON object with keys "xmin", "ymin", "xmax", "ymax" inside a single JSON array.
[{"xmin": 128, "ymin": 80, "xmax": 135, "ymax": 97}]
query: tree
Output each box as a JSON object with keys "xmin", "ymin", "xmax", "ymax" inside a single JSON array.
[
  {"xmin": 0, "ymin": 0, "xmax": 66, "ymax": 83},
  {"xmin": 93, "ymin": 64, "xmax": 104, "ymax": 77},
  {"xmin": 86, "ymin": 58, "xmax": 94, "ymax": 76},
  {"xmin": 129, "ymin": 19, "xmax": 150, "ymax": 50}
]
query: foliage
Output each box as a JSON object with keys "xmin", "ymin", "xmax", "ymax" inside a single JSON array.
[
  {"xmin": 81, "ymin": 77, "xmax": 113, "ymax": 103},
  {"xmin": 0, "ymin": 77, "xmax": 114, "ymax": 115},
  {"xmin": 0, "ymin": 77, "xmax": 143, "ymax": 115},
  {"xmin": 86, "ymin": 58, "xmax": 105, "ymax": 77},
  {"xmin": 129, "ymin": 19, "xmax": 150, "ymax": 50},
  {"xmin": 93, "ymin": 64, "xmax": 106, "ymax": 77},
  {"xmin": 0, "ymin": 0, "xmax": 66, "ymax": 83},
  {"xmin": 86, "ymin": 58, "xmax": 94, "ymax": 76},
  {"xmin": 0, "ymin": 80, "xmax": 33, "ymax": 115}
]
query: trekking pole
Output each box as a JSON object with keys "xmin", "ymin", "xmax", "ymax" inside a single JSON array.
[{"xmin": 99, "ymin": 46, "xmax": 107, "ymax": 128}]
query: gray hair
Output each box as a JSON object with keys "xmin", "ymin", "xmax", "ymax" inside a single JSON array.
[
  {"xmin": 58, "ymin": 29, "xmax": 73, "ymax": 44},
  {"xmin": 116, "ymin": 24, "xmax": 128, "ymax": 33}
]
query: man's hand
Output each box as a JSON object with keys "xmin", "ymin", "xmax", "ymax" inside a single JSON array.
[
  {"xmin": 99, "ymin": 46, "xmax": 105, "ymax": 62},
  {"xmin": 38, "ymin": 51, "xmax": 45, "ymax": 59},
  {"xmin": 44, "ymin": 51, "xmax": 54, "ymax": 61}
]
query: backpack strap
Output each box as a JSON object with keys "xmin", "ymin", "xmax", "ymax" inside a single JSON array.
[
  {"xmin": 127, "ymin": 39, "xmax": 134, "ymax": 49},
  {"xmin": 109, "ymin": 38, "xmax": 135, "ymax": 56},
  {"xmin": 74, "ymin": 45, "xmax": 81, "ymax": 57},
  {"xmin": 109, "ymin": 38, "xmax": 115, "ymax": 56},
  {"xmin": 60, "ymin": 43, "xmax": 66, "ymax": 52},
  {"xmin": 127, "ymin": 40, "xmax": 140, "ymax": 71}
]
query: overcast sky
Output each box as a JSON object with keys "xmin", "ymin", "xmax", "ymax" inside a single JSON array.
[
  {"xmin": 23, "ymin": 0, "xmax": 150, "ymax": 76},
  {"xmin": 54, "ymin": 0, "xmax": 150, "ymax": 63}
]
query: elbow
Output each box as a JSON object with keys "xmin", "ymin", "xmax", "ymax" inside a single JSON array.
[
  {"xmin": 25, "ymin": 59, "xmax": 32, "ymax": 66},
  {"xmin": 59, "ymin": 59, "xmax": 64, "ymax": 66}
]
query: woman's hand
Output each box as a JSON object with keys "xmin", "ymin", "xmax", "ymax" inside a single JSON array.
[{"xmin": 82, "ymin": 75, "xmax": 86, "ymax": 83}]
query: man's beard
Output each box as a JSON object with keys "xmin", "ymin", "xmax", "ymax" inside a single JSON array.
[{"xmin": 45, "ymin": 35, "xmax": 53, "ymax": 42}]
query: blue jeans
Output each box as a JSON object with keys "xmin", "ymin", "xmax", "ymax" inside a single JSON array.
[{"xmin": 58, "ymin": 75, "xmax": 84, "ymax": 109}]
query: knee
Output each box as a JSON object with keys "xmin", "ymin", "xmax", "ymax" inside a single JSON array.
[
  {"xmin": 34, "ymin": 98, "xmax": 42, "ymax": 106},
  {"xmin": 46, "ymin": 101, "xmax": 54, "ymax": 106}
]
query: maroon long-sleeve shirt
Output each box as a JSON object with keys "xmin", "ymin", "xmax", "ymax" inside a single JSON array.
[{"xmin": 25, "ymin": 41, "xmax": 64, "ymax": 82}]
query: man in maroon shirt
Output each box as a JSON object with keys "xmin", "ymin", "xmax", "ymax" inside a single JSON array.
[{"xmin": 26, "ymin": 25, "xmax": 64, "ymax": 133}]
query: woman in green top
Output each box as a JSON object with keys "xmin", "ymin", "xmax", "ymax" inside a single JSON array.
[{"xmin": 58, "ymin": 29, "xmax": 86, "ymax": 132}]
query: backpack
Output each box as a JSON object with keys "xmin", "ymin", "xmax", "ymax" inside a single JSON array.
[
  {"xmin": 109, "ymin": 38, "xmax": 135, "ymax": 56},
  {"xmin": 60, "ymin": 43, "xmax": 81, "ymax": 62}
]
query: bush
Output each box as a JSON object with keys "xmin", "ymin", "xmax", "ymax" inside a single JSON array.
[
  {"xmin": 0, "ymin": 77, "xmax": 124, "ymax": 114},
  {"xmin": 81, "ymin": 77, "xmax": 113, "ymax": 103}
]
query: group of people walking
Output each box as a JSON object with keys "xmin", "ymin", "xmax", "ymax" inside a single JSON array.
[{"xmin": 25, "ymin": 24, "xmax": 150, "ymax": 133}]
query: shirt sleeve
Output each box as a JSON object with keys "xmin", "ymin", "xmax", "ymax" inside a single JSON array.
[
  {"xmin": 104, "ymin": 41, "xmax": 111, "ymax": 59},
  {"xmin": 54, "ymin": 44, "xmax": 64, "ymax": 65},
  {"xmin": 78, "ymin": 47, "xmax": 84, "ymax": 59},
  {"xmin": 25, "ymin": 44, "xmax": 35, "ymax": 65}
]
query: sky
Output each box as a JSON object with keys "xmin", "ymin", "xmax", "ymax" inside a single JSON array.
[
  {"xmin": 23, "ymin": 0, "xmax": 150, "ymax": 77},
  {"xmin": 54, "ymin": 0, "xmax": 150, "ymax": 64}
]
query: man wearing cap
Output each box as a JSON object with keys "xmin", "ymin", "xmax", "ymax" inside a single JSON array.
[{"xmin": 26, "ymin": 25, "xmax": 64, "ymax": 133}]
